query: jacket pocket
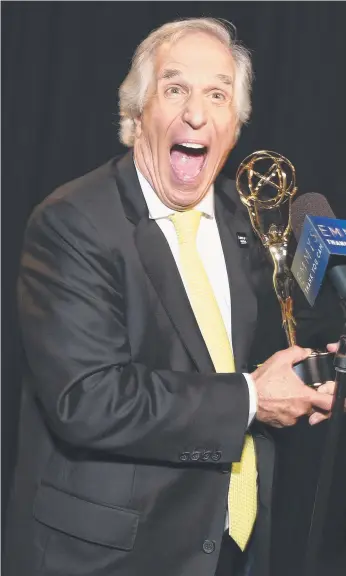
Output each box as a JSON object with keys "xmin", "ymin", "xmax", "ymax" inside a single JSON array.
[{"xmin": 33, "ymin": 483, "xmax": 139, "ymax": 551}]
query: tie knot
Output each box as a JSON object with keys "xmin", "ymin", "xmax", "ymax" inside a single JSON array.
[{"xmin": 170, "ymin": 210, "xmax": 202, "ymax": 244}]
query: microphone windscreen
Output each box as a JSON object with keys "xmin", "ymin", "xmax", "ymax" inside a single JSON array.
[{"xmin": 291, "ymin": 193, "xmax": 335, "ymax": 241}]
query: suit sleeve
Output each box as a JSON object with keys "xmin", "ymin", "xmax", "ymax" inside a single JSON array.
[{"xmin": 18, "ymin": 200, "xmax": 249, "ymax": 465}]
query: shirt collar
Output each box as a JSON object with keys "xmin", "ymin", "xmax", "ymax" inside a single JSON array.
[{"xmin": 135, "ymin": 163, "xmax": 215, "ymax": 220}]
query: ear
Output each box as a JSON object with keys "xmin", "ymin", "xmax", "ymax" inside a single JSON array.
[{"xmin": 134, "ymin": 116, "xmax": 142, "ymax": 139}]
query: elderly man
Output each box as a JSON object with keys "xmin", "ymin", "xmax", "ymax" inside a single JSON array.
[{"xmin": 4, "ymin": 17, "xmax": 341, "ymax": 576}]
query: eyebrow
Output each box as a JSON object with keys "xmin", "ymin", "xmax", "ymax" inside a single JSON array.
[
  {"xmin": 159, "ymin": 69, "xmax": 233, "ymax": 86},
  {"xmin": 159, "ymin": 68, "xmax": 181, "ymax": 80},
  {"xmin": 215, "ymin": 74, "xmax": 233, "ymax": 86}
]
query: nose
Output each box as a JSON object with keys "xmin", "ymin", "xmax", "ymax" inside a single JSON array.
[{"xmin": 182, "ymin": 93, "xmax": 208, "ymax": 130}]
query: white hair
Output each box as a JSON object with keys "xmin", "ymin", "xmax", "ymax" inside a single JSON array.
[{"xmin": 118, "ymin": 17, "xmax": 253, "ymax": 147}]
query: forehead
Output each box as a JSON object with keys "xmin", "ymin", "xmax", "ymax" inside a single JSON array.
[{"xmin": 154, "ymin": 31, "xmax": 235, "ymax": 78}]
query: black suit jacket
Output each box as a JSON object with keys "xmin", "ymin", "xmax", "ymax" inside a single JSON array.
[{"xmin": 4, "ymin": 152, "xmax": 341, "ymax": 576}]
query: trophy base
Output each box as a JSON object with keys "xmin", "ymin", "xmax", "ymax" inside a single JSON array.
[{"xmin": 293, "ymin": 350, "xmax": 335, "ymax": 387}]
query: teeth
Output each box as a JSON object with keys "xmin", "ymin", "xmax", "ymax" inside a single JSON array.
[{"xmin": 180, "ymin": 142, "xmax": 205, "ymax": 149}]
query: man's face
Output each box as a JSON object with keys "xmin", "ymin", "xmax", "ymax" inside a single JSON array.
[{"xmin": 133, "ymin": 32, "xmax": 239, "ymax": 210}]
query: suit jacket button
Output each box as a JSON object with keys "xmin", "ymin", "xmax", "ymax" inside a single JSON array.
[
  {"xmin": 201, "ymin": 451, "xmax": 212, "ymax": 461},
  {"xmin": 179, "ymin": 452, "xmax": 190, "ymax": 462},
  {"xmin": 191, "ymin": 451, "xmax": 200, "ymax": 461},
  {"xmin": 211, "ymin": 451, "xmax": 222, "ymax": 462},
  {"xmin": 203, "ymin": 540, "xmax": 215, "ymax": 554}
]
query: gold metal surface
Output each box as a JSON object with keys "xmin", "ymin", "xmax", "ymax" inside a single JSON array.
[{"xmin": 236, "ymin": 151, "xmax": 298, "ymax": 346}]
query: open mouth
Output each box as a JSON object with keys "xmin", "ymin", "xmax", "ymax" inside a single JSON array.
[{"xmin": 170, "ymin": 143, "xmax": 208, "ymax": 182}]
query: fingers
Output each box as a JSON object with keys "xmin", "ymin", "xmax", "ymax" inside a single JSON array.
[
  {"xmin": 308, "ymin": 389, "xmax": 334, "ymax": 412},
  {"xmin": 309, "ymin": 411, "xmax": 329, "ymax": 425},
  {"xmin": 327, "ymin": 342, "xmax": 339, "ymax": 353},
  {"xmin": 317, "ymin": 381, "xmax": 346, "ymax": 412},
  {"xmin": 270, "ymin": 416, "xmax": 298, "ymax": 428},
  {"xmin": 281, "ymin": 345, "xmax": 312, "ymax": 365},
  {"xmin": 309, "ymin": 379, "xmax": 346, "ymax": 425},
  {"xmin": 317, "ymin": 381, "xmax": 335, "ymax": 395}
]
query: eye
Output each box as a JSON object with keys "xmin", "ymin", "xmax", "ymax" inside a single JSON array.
[
  {"xmin": 165, "ymin": 85, "xmax": 185, "ymax": 98},
  {"xmin": 211, "ymin": 91, "xmax": 226, "ymax": 101}
]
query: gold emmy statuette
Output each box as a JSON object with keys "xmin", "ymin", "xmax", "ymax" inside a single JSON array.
[
  {"xmin": 236, "ymin": 150, "xmax": 334, "ymax": 386},
  {"xmin": 236, "ymin": 150, "xmax": 297, "ymax": 346}
]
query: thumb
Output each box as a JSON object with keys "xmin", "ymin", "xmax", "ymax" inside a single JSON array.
[{"xmin": 284, "ymin": 345, "xmax": 312, "ymax": 366}]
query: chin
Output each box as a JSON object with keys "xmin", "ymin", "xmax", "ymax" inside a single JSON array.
[{"xmin": 169, "ymin": 187, "xmax": 207, "ymax": 209}]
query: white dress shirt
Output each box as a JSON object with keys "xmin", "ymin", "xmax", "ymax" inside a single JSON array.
[{"xmin": 135, "ymin": 166, "xmax": 257, "ymax": 529}]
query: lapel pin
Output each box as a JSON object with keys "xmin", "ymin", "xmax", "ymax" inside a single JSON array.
[{"xmin": 236, "ymin": 232, "xmax": 248, "ymax": 247}]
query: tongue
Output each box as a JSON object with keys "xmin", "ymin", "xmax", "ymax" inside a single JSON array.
[{"xmin": 170, "ymin": 150, "xmax": 205, "ymax": 180}]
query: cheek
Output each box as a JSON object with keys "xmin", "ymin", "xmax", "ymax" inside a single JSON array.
[
  {"xmin": 143, "ymin": 116, "xmax": 165, "ymax": 147},
  {"xmin": 211, "ymin": 134, "xmax": 233, "ymax": 158},
  {"xmin": 155, "ymin": 98, "xmax": 181, "ymax": 133},
  {"xmin": 141, "ymin": 102, "xmax": 160, "ymax": 136},
  {"xmin": 215, "ymin": 121, "xmax": 237, "ymax": 152}
]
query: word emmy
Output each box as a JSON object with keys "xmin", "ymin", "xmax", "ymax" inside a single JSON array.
[{"xmin": 317, "ymin": 223, "xmax": 346, "ymax": 245}]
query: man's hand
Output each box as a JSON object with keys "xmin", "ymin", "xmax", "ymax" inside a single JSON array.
[
  {"xmin": 251, "ymin": 346, "xmax": 334, "ymax": 428},
  {"xmin": 308, "ymin": 342, "xmax": 346, "ymax": 425}
]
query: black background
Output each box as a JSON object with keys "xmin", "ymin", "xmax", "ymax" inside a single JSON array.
[{"xmin": 2, "ymin": 2, "xmax": 346, "ymax": 575}]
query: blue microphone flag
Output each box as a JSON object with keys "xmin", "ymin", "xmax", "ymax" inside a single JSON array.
[{"xmin": 291, "ymin": 215, "xmax": 346, "ymax": 306}]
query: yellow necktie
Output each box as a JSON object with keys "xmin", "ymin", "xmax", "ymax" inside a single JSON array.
[{"xmin": 171, "ymin": 210, "xmax": 257, "ymax": 551}]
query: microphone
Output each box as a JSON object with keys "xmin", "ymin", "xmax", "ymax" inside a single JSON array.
[
  {"xmin": 292, "ymin": 195, "xmax": 346, "ymax": 576},
  {"xmin": 291, "ymin": 193, "xmax": 346, "ymax": 307}
]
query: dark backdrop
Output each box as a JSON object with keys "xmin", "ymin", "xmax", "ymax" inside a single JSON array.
[{"xmin": 2, "ymin": 2, "xmax": 346, "ymax": 575}]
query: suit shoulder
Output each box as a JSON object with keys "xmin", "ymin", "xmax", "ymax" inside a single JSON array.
[
  {"xmin": 25, "ymin": 155, "xmax": 133, "ymax": 260},
  {"xmin": 217, "ymin": 171, "xmax": 249, "ymax": 217},
  {"xmin": 26, "ymin": 156, "xmax": 129, "ymax": 247},
  {"xmin": 36, "ymin": 157, "xmax": 122, "ymax": 216}
]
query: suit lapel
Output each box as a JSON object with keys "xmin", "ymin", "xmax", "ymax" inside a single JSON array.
[
  {"xmin": 113, "ymin": 152, "xmax": 214, "ymax": 373},
  {"xmin": 112, "ymin": 152, "xmax": 148, "ymax": 224},
  {"xmin": 215, "ymin": 176, "xmax": 258, "ymax": 371}
]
